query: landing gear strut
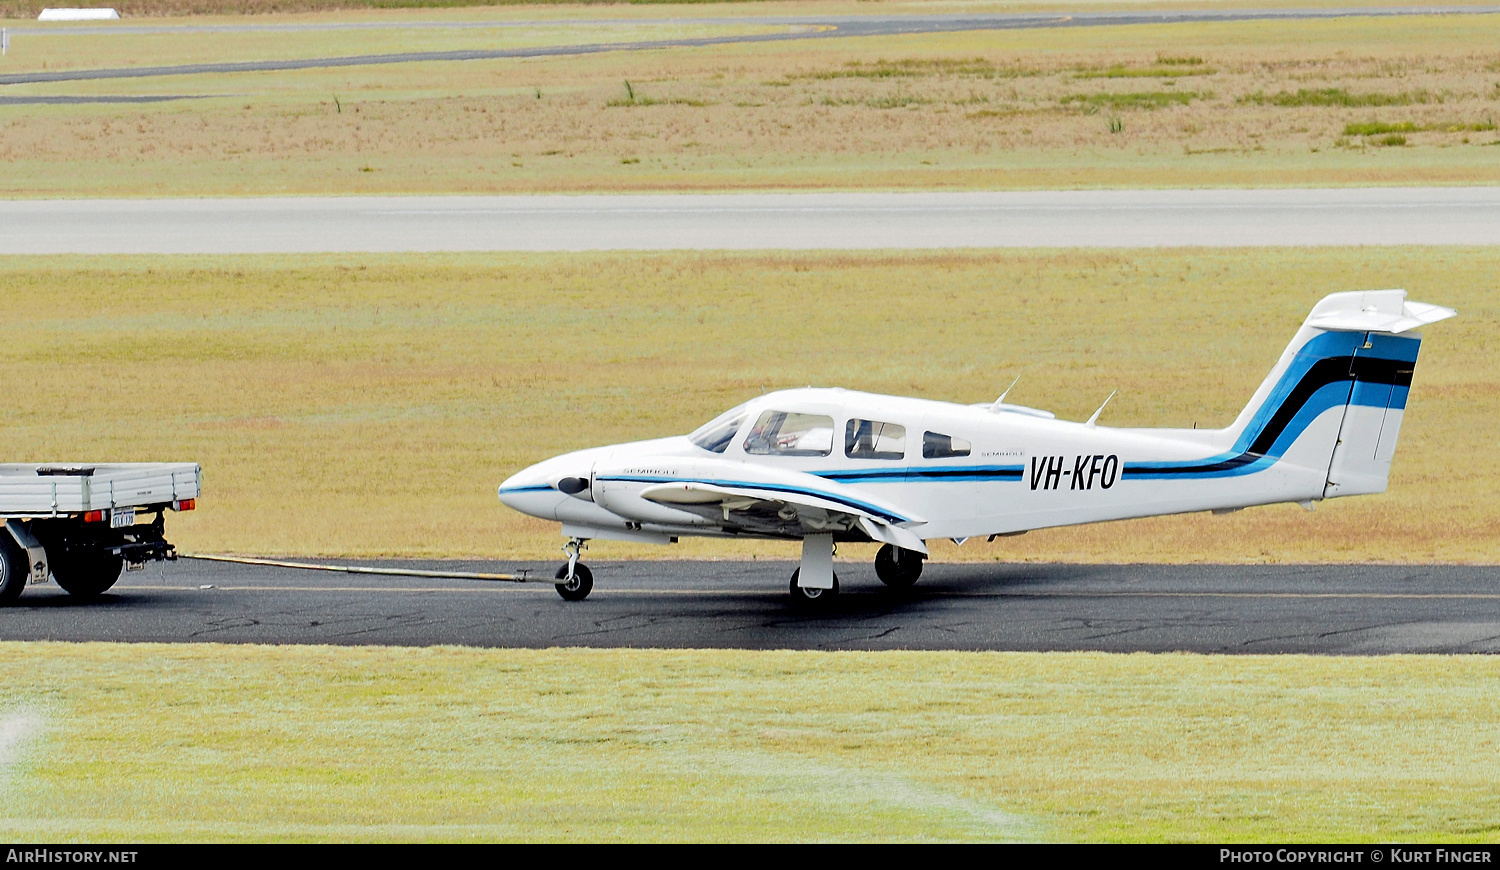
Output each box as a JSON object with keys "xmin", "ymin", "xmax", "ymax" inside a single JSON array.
[
  {"xmin": 554, "ymin": 537, "xmax": 593, "ymax": 601},
  {"xmin": 874, "ymin": 544, "xmax": 924, "ymax": 588},
  {"xmin": 789, "ymin": 533, "xmax": 839, "ymax": 608}
]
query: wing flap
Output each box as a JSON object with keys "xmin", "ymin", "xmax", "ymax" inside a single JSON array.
[
  {"xmin": 857, "ymin": 516, "xmax": 928, "ymax": 555},
  {"xmin": 640, "ymin": 481, "xmax": 927, "ymax": 553}
]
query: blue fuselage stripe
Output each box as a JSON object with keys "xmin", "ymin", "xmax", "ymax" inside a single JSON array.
[
  {"xmin": 584, "ymin": 333, "xmax": 1421, "ymax": 497},
  {"xmin": 816, "ymin": 465, "xmax": 1024, "ymax": 483},
  {"xmin": 1123, "ymin": 332, "xmax": 1420, "ymax": 480},
  {"xmin": 596, "ymin": 474, "xmax": 911, "ymax": 523}
]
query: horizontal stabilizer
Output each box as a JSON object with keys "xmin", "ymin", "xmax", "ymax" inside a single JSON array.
[{"xmin": 1305, "ymin": 290, "xmax": 1456, "ymax": 334}]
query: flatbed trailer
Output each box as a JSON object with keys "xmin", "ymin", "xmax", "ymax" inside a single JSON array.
[{"xmin": 0, "ymin": 462, "xmax": 201, "ymax": 603}]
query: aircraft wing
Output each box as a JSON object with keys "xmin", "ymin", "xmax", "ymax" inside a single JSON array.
[{"xmin": 639, "ymin": 480, "xmax": 928, "ymax": 555}]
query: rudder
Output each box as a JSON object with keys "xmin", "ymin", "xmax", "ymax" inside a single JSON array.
[
  {"xmin": 1324, "ymin": 330, "xmax": 1422, "ymax": 498},
  {"xmin": 1221, "ymin": 290, "xmax": 1454, "ymax": 498}
]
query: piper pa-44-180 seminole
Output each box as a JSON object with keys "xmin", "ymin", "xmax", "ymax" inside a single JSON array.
[{"xmin": 498, "ymin": 290, "xmax": 1454, "ymax": 605}]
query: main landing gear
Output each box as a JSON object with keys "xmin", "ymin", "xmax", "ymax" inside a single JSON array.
[
  {"xmin": 874, "ymin": 544, "xmax": 924, "ymax": 589},
  {"xmin": 548, "ymin": 536, "xmax": 927, "ymax": 605},
  {"xmin": 787, "ymin": 538, "xmax": 928, "ymax": 608},
  {"xmin": 788, "ymin": 568, "xmax": 839, "ymax": 606},
  {"xmin": 789, "ymin": 533, "xmax": 839, "ymax": 608},
  {"xmin": 554, "ymin": 537, "xmax": 593, "ymax": 601}
]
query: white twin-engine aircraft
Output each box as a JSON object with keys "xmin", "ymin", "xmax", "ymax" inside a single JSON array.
[{"xmin": 499, "ymin": 290, "xmax": 1454, "ymax": 604}]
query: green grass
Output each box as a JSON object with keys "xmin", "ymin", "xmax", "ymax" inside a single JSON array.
[
  {"xmin": 0, "ymin": 248, "xmax": 1492, "ymax": 564},
  {"xmin": 1344, "ymin": 119, "xmax": 1495, "ymax": 136},
  {"xmin": 786, "ymin": 57, "xmax": 1008, "ymax": 81},
  {"xmin": 1242, "ymin": 88, "xmax": 1432, "ymax": 108},
  {"xmin": 1074, "ymin": 64, "xmax": 1217, "ymax": 79},
  {"xmin": 1060, "ymin": 90, "xmax": 1206, "ymax": 110},
  {"xmin": 2, "ymin": 643, "xmax": 1499, "ymax": 842},
  {"xmin": 1344, "ymin": 121, "xmax": 1421, "ymax": 136},
  {"xmin": 1155, "ymin": 54, "xmax": 1206, "ymax": 67}
]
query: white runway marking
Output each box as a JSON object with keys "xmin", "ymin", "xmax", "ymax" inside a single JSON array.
[{"xmin": 3, "ymin": 189, "xmax": 1498, "ymax": 253}]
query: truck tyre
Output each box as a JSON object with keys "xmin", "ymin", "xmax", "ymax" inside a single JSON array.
[
  {"xmin": 0, "ymin": 534, "xmax": 28, "ymax": 605},
  {"xmin": 50, "ymin": 547, "xmax": 124, "ymax": 599}
]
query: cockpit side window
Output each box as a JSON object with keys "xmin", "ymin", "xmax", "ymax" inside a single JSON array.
[
  {"xmin": 922, "ymin": 431, "xmax": 972, "ymax": 459},
  {"xmin": 845, "ymin": 419, "xmax": 906, "ymax": 460},
  {"xmin": 743, "ymin": 411, "xmax": 834, "ymax": 457},
  {"xmin": 689, "ymin": 408, "xmax": 747, "ymax": 454}
]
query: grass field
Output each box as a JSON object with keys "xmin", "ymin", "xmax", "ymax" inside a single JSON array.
[
  {"xmin": 0, "ymin": 2, "xmax": 1497, "ymax": 194},
  {"xmin": 0, "ymin": 642, "xmax": 1497, "ymax": 842},
  {"xmin": 0, "ymin": 247, "xmax": 1490, "ymax": 564},
  {"xmin": 0, "ymin": 0, "xmax": 1478, "ymax": 20}
]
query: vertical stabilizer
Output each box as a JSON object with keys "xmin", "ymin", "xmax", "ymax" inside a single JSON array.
[{"xmin": 1221, "ymin": 291, "xmax": 1454, "ymax": 497}]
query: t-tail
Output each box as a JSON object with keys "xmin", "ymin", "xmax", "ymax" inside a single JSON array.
[{"xmin": 1220, "ymin": 290, "xmax": 1455, "ymax": 499}]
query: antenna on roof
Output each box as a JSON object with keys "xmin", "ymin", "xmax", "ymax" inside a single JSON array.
[
  {"xmin": 1085, "ymin": 390, "xmax": 1117, "ymax": 428},
  {"xmin": 993, "ymin": 374, "xmax": 1021, "ymax": 407}
]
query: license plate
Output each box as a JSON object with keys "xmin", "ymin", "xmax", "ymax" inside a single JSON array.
[{"xmin": 110, "ymin": 508, "xmax": 136, "ymax": 529}]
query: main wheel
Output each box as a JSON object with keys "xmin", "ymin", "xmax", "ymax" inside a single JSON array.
[
  {"xmin": 50, "ymin": 546, "xmax": 124, "ymax": 600},
  {"xmin": 0, "ymin": 533, "xmax": 29, "ymax": 605},
  {"xmin": 874, "ymin": 544, "xmax": 924, "ymax": 588},
  {"xmin": 788, "ymin": 568, "xmax": 839, "ymax": 606},
  {"xmin": 554, "ymin": 563, "xmax": 594, "ymax": 601}
]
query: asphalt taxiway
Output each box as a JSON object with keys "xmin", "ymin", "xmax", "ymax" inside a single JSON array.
[{"xmin": 3, "ymin": 558, "xmax": 1495, "ymax": 654}]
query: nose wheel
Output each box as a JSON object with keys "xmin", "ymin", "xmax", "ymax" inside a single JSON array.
[
  {"xmin": 555, "ymin": 563, "xmax": 594, "ymax": 601},
  {"xmin": 554, "ymin": 537, "xmax": 593, "ymax": 601}
]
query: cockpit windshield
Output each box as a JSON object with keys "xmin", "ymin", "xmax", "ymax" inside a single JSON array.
[{"xmin": 689, "ymin": 405, "xmax": 748, "ymax": 454}]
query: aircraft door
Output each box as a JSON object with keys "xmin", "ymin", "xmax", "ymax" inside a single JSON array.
[{"xmin": 904, "ymin": 418, "xmax": 984, "ymax": 526}]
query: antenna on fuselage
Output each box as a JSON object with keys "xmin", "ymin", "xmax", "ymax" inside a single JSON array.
[
  {"xmin": 992, "ymin": 374, "xmax": 1021, "ymax": 408},
  {"xmin": 1085, "ymin": 390, "xmax": 1118, "ymax": 427}
]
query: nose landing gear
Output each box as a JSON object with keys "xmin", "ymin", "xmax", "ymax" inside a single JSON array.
[{"xmin": 555, "ymin": 537, "xmax": 593, "ymax": 601}]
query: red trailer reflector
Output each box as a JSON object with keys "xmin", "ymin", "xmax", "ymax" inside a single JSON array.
[
  {"xmin": 83, "ymin": 510, "xmax": 104, "ymax": 523},
  {"xmin": 173, "ymin": 498, "xmax": 195, "ymax": 512}
]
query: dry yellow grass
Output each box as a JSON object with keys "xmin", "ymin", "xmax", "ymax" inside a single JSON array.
[
  {"xmin": 0, "ymin": 0, "xmax": 1475, "ymax": 20},
  {"xmin": 0, "ymin": 5, "xmax": 1497, "ymax": 194},
  {"xmin": 2, "ymin": 643, "xmax": 1499, "ymax": 842},
  {"xmin": 0, "ymin": 248, "xmax": 1490, "ymax": 563}
]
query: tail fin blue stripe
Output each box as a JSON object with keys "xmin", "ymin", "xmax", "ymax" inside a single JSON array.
[{"xmin": 1123, "ymin": 331, "xmax": 1420, "ymax": 480}]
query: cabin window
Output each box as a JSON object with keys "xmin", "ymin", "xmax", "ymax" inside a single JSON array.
[
  {"xmin": 689, "ymin": 408, "xmax": 747, "ymax": 454},
  {"xmin": 922, "ymin": 431, "xmax": 972, "ymax": 459},
  {"xmin": 845, "ymin": 419, "xmax": 906, "ymax": 460},
  {"xmin": 743, "ymin": 411, "xmax": 835, "ymax": 457}
]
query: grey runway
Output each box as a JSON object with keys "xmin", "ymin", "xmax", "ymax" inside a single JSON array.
[
  {"xmin": 0, "ymin": 95, "xmax": 211, "ymax": 104},
  {"xmin": 3, "ymin": 559, "xmax": 1496, "ymax": 654},
  {"xmin": 13, "ymin": 6, "xmax": 1497, "ymax": 37},
  {"xmin": 4, "ymin": 188, "xmax": 1499, "ymax": 253},
  {"xmin": 2, "ymin": 7, "xmax": 1497, "ymax": 85}
]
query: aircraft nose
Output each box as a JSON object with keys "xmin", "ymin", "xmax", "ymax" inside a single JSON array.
[
  {"xmin": 497, "ymin": 454, "xmax": 598, "ymax": 517},
  {"xmin": 497, "ymin": 464, "xmax": 565, "ymax": 517}
]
